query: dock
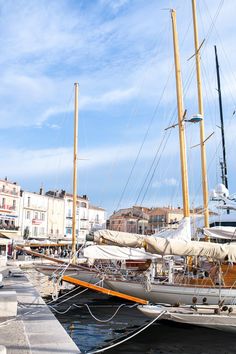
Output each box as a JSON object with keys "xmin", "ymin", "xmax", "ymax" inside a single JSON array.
[{"xmin": 0, "ymin": 265, "xmax": 80, "ymax": 354}]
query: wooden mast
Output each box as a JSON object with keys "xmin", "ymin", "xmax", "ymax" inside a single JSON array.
[
  {"xmin": 192, "ymin": 0, "xmax": 209, "ymax": 228},
  {"xmin": 171, "ymin": 9, "xmax": 190, "ymax": 217},
  {"xmin": 72, "ymin": 82, "xmax": 79, "ymax": 262}
]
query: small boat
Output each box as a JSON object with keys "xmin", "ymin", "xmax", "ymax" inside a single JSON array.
[
  {"xmin": 137, "ymin": 303, "xmax": 236, "ymax": 333},
  {"xmin": 35, "ymin": 263, "xmax": 101, "ymax": 284}
]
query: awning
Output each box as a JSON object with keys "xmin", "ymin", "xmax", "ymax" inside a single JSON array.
[
  {"xmin": 0, "ymin": 232, "xmax": 22, "ymax": 242},
  {"xmin": 0, "ymin": 234, "xmax": 12, "ymax": 245},
  {"xmin": 0, "ymin": 232, "xmax": 11, "ymax": 239}
]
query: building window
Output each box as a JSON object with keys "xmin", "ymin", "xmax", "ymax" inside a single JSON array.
[
  {"xmin": 2, "ymin": 185, "xmax": 5, "ymax": 192},
  {"xmin": 26, "ymin": 211, "xmax": 30, "ymax": 219},
  {"xmin": 40, "ymin": 227, "xmax": 44, "ymax": 235},
  {"xmin": 27, "ymin": 197, "xmax": 30, "ymax": 207},
  {"xmin": 2, "ymin": 198, "xmax": 5, "ymax": 208},
  {"xmin": 35, "ymin": 212, "xmax": 38, "ymax": 219},
  {"xmin": 33, "ymin": 227, "xmax": 38, "ymax": 236},
  {"xmin": 41, "ymin": 213, "xmax": 45, "ymax": 221},
  {"xmin": 13, "ymin": 187, "xmax": 16, "ymax": 195},
  {"xmin": 12, "ymin": 200, "xmax": 16, "ymax": 210},
  {"xmin": 80, "ymin": 202, "xmax": 87, "ymax": 208}
]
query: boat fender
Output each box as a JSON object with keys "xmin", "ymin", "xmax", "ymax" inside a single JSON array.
[{"xmin": 221, "ymin": 306, "xmax": 228, "ymax": 312}]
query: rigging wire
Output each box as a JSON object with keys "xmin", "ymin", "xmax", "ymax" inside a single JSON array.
[
  {"xmin": 137, "ymin": 58, "xmax": 196, "ymax": 206},
  {"xmin": 130, "ymin": 19, "xmax": 193, "ymax": 207},
  {"xmin": 51, "ymin": 86, "xmax": 74, "ymax": 194},
  {"xmin": 112, "ymin": 20, "xmax": 171, "ymax": 210},
  {"xmin": 149, "ymin": 0, "xmax": 226, "ymax": 210},
  {"xmin": 96, "ymin": 17, "xmax": 171, "ymax": 211}
]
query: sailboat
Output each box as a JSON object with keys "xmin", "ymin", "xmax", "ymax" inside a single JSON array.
[
  {"xmin": 34, "ymin": 83, "xmax": 102, "ymax": 284},
  {"xmin": 34, "ymin": 83, "xmax": 159, "ymax": 286},
  {"xmin": 85, "ymin": 5, "xmax": 236, "ymax": 308},
  {"xmin": 35, "ymin": 3, "xmax": 236, "ymax": 312}
]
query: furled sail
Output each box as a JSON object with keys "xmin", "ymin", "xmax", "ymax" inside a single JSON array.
[
  {"xmin": 83, "ymin": 245, "xmax": 160, "ymax": 260},
  {"xmin": 204, "ymin": 226, "xmax": 236, "ymax": 240},
  {"xmin": 153, "ymin": 216, "xmax": 191, "ymax": 241},
  {"xmin": 93, "ymin": 229, "xmax": 236, "ymax": 262}
]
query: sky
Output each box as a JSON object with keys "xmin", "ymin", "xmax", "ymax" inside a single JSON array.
[{"xmin": 0, "ymin": 0, "xmax": 236, "ymax": 215}]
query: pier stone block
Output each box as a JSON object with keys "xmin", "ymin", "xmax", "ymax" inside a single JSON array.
[{"xmin": 0, "ymin": 291, "xmax": 17, "ymax": 317}]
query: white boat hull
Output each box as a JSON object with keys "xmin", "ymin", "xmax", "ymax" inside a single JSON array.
[
  {"xmin": 35, "ymin": 264, "xmax": 101, "ymax": 284},
  {"xmin": 104, "ymin": 278, "xmax": 236, "ymax": 305},
  {"xmin": 138, "ymin": 304, "xmax": 236, "ymax": 333}
]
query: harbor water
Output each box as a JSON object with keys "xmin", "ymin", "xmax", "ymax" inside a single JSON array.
[
  {"xmin": 54, "ymin": 296, "xmax": 236, "ymax": 354},
  {"xmin": 26, "ymin": 268, "xmax": 236, "ymax": 354}
]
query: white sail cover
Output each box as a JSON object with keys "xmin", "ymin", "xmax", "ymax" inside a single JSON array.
[
  {"xmin": 153, "ymin": 217, "xmax": 191, "ymax": 241},
  {"xmin": 93, "ymin": 229, "xmax": 236, "ymax": 262},
  {"xmin": 204, "ymin": 226, "xmax": 236, "ymax": 240},
  {"xmin": 83, "ymin": 245, "xmax": 160, "ymax": 260}
]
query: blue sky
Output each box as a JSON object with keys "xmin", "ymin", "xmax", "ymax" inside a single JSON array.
[{"xmin": 0, "ymin": 0, "xmax": 236, "ymax": 215}]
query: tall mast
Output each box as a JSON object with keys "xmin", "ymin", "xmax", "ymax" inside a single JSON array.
[
  {"xmin": 171, "ymin": 9, "xmax": 190, "ymax": 217},
  {"xmin": 214, "ymin": 45, "xmax": 228, "ymax": 190},
  {"xmin": 192, "ymin": 0, "xmax": 209, "ymax": 228},
  {"xmin": 72, "ymin": 82, "xmax": 79, "ymax": 261}
]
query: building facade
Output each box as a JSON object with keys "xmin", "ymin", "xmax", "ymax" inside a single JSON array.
[
  {"xmin": 108, "ymin": 206, "xmax": 149, "ymax": 234},
  {"xmin": 20, "ymin": 190, "xmax": 48, "ymax": 240},
  {"xmin": 46, "ymin": 190, "xmax": 65, "ymax": 240},
  {"xmin": 88, "ymin": 205, "xmax": 106, "ymax": 232},
  {"xmin": 148, "ymin": 207, "xmax": 184, "ymax": 233},
  {"xmin": 64, "ymin": 194, "xmax": 89, "ymax": 244},
  {"xmin": 0, "ymin": 177, "xmax": 107, "ymax": 244},
  {"xmin": 0, "ymin": 178, "xmax": 21, "ymax": 239}
]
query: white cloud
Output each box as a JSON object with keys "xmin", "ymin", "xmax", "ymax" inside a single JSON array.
[
  {"xmin": 0, "ymin": 0, "xmax": 236, "ymax": 207},
  {"xmin": 100, "ymin": 0, "xmax": 129, "ymax": 13},
  {"xmin": 0, "ymin": 148, "xmax": 73, "ymax": 179},
  {"xmin": 0, "ymin": 135, "xmax": 177, "ymax": 180},
  {"xmin": 152, "ymin": 178, "xmax": 179, "ymax": 189}
]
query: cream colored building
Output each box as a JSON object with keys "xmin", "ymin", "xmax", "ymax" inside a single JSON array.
[
  {"xmin": 0, "ymin": 177, "xmax": 21, "ymax": 239},
  {"xmin": 46, "ymin": 190, "xmax": 65, "ymax": 240},
  {"xmin": 148, "ymin": 207, "xmax": 184, "ymax": 233},
  {"xmin": 20, "ymin": 189, "xmax": 48, "ymax": 239},
  {"xmin": 88, "ymin": 205, "xmax": 106, "ymax": 231},
  {"xmin": 64, "ymin": 194, "xmax": 89, "ymax": 244}
]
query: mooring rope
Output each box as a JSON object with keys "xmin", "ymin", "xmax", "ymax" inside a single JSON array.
[
  {"xmin": 75, "ymin": 303, "xmax": 126, "ymax": 323},
  {"xmin": 85, "ymin": 311, "xmax": 167, "ymax": 354}
]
